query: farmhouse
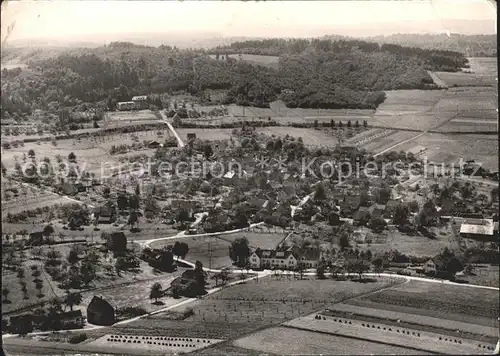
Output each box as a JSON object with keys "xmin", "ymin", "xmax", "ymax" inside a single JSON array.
[
  {"xmin": 87, "ymin": 296, "xmax": 115, "ymax": 326},
  {"xmin": 423, "ymin": 254, "xmax": 462, "ymax": 279},
  {"xmin": 94, "ymin": 204, "xmax": 116, "ymax": 224},
  {"xmin": 9, "ymin": 314, "xmax": 33, "ymax": 334},
  {"xmin": 186, "ymin": 133, "xmax": 197, "ymax": 141},
  {"xmin": 132, "ymin": 95, "xmax": 148, "ymax": 109},
  {"xmin": 249, "ymin": 244, "xmax": 320, "ymax": 270},
  {"xmin": 58, "ymin": 310, "xmax": 84, "ymax": 328},
  {"xmin": 406, "ymin": 145, "xmax": 427, "ymax": 159},
  {"xmin": 460, "ymin": 218, "xmax": 497, "ymax": 241}
]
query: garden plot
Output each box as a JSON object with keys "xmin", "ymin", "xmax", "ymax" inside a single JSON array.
[
  {"xmin": 88, "ymin": 334, "xmax": 223, "ymax": 354},
  {"xmin": 283, "ymin": 313, "xmax": 495, "ymax": 354},
  {"xmin": 232, "ymin": 326, "xmax": 427, "ymax": 355}
]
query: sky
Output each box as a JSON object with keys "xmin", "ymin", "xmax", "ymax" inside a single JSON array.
[{"xmin": 1, "ymin": 0, "xmax": 497, "ymax": 43}]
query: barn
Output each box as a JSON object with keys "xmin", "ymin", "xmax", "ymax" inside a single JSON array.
[{"xmin": 87, "ymin": 296, "xmax": 115, "ymax": 326}]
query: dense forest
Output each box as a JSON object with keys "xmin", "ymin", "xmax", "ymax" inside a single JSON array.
[
  {"xmin": 1, "ymin": 37, "xmax": 468, "ymax": 118},
  {"xmin": 366, "ymin": 34, "xmax": 497, "ymax": 57},
  {"xmin": 211, "ymin": 38, "xmax": 469, "ymax": 71}
]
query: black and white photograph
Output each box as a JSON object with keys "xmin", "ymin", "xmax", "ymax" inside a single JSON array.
[{"xmin": 0, "ymin": 0, "xmax": 498, "ymax": 355}]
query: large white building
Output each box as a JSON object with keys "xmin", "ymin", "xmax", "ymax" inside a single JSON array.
[{"xmin": 249, "ymin": 244, "xmax": 320, "ymax": 270}]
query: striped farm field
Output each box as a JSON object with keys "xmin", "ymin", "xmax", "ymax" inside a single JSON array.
[{"xmin": 346, "ymin": 280, "xmax": 499, "ymax": 325}]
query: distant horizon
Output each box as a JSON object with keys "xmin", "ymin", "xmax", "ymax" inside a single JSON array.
[{"xmin": 1, "ymin": 0, "xmax": 496, "ymax": 47}]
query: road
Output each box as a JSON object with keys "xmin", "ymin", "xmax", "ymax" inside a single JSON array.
[{"xmin": 159, "ymin": 111, "xmax": 185, "ymax": 148}]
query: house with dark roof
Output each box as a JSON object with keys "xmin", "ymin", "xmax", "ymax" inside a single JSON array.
[
  {"xmin": 368, "ymin": 203, "xmax": 386, "ymax": 219},
  {"xmin": 353, "ymin": 207, "xmax": 371, "ymax": 226},
  {"xmin": 58, "ymin": 310, "xmax": 84, "ymax": 329},
  {"xmin": 95, "ymin": 204, "xmax": 116, "ymax": 224},
  {"xmin": 87, "ymin": 296, "xmax": 115, "ymax": 326},
  {"xmin": 340, "ymin": 195, "xmax": 361, "ymax": 217},
  {"xmin": 9, "ymin": 314, "xmax": 33, "ymax": 334},
  {"xmin": 249, "ymin": 244, "xmax": 320, "ymax": 270}
]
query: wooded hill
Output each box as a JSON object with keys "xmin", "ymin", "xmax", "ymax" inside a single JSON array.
[{"xmin": 1, "ymin": 37, "xmax": 468, "ymax": 117}]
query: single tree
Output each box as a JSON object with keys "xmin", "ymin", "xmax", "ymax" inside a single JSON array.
[
  {"xmin": 2, "ymin": 287, "xmax": 10, "ymax": 302},
  {"xmin": 68, "ymin": 152, "xmax": 76, "ymax": 162},
  {"xmin": 149, "ymin": 282, "xmax": 163, "ymax": 303},
  {"xmin": 316, "ymin": 259, "xmax": 327, "ymax": 279},
  {"xmin": 64, "ymin": 291, "xmax": 82, "ymax": 311},
  {"xmin": 229, "ymin": 237, "xmax": 250, "ymax": 267},
  {"xmin": 42, "ymin": 224, "xmax": 55, "ymax": 237},
  {"xmin": 338, "ymin": 232, "xmax": 350, "ymax": 251},
  {"xmin": 372, "ymin": 257, "xmax": 384, "ymax": 276}
]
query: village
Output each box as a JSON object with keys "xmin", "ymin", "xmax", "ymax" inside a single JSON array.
[{"xmin": 1, "ymin": 4, "xmax": 499, "ymax": 353}]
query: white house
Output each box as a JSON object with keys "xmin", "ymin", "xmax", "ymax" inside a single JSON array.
[{"xmin": 249, "ymin": 244, "xmax": 320, "ymax": 270}]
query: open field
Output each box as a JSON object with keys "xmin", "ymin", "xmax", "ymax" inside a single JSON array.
[
  {"xmin": 232, "ymin": 326, "xmax": 428, "ymax": 355},
  {"xmin": 150, "ymin": 235, "xmax": 234, "ymax": 269},
  {"xmin": 467, "ymin": 57, "xmax": 498, "ymax": 77},
  {"xmin": 284, "ymin": 313, "xmax": 495, "ymax": 354},
  {"xmin": 175, "ymin": 128, "xmax": 234, "ymax": 141},
  {"xmin": 358, "ymin": 130, "xmax": 418, "ymax": 153},
  {"xmin": 395, "ymin": 133, "xmax": 499, "ymax": 170},
  {"xmin": 327, "ymin": 302, "xmax": 499, "ymax": 338},
  {"xmin": 208, "ymin": 54, "xmax": 280, "ymax": 68},
  {"xmin": 432, "ymin": 72, "xmax": 497, "ymax": 88},
  {"xmin": 220, "ymin": 230, "xmax": 288, "ymax": 250},
  {"xmin": 345, "ymin": 280, "xmax": 499, "ymax": 326},
  {"xmin": 373, "ymin": 85, "xmax": 497, "ymax": 132},
  {"xmin": 256, "ymin": 127, "xmax": 339, "ymax": 147},
  {"xmin": 191, "ymin": 343, "xmax": 280, "ymax": 356},
  {"xmin": 117, "ymin": 277, "xmax": 400, "ymax": 339},
  {"xmin": 88, "ymin": 333, "xmax": 224, "ymax": 354},
  {"xmin": 356, "ymin": 226, "xmax": 457, "ymax": 258}
]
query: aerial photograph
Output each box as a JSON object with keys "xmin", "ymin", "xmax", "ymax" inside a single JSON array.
[{"xmin": 0, "ymin": 0, "xmax": 498, "ymax": 355}]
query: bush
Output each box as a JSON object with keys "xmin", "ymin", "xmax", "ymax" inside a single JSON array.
[{"xmin": 68, "ymin": 333, "xmax": 87, "ymax": 344}]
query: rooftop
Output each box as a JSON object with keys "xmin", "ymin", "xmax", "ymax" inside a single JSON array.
[{"xmin": 460, "ymin": 219, "xmax": 494, "ymax": 236}]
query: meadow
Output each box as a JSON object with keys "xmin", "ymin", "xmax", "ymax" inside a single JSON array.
[{"xmin": 208, "ymin": 54, "xmax": 280, "ymax": 68}]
